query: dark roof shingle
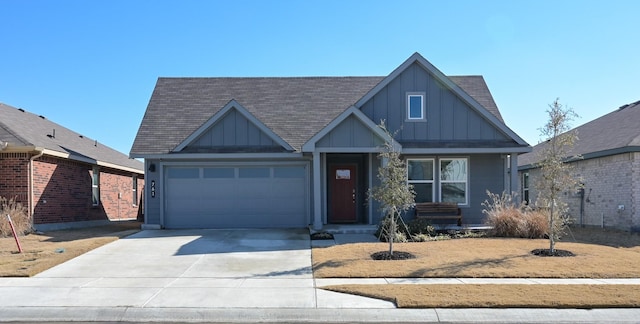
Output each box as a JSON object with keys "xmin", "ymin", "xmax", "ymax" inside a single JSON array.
[
  {"xmin": 0, "ymin": 103, "xmax": 143, "ymax": 172},
  {"xmin": 131, "ymin": 75, "xmax": 506, "ymax": 155},
  {"xmin": 519, "ymin": 100, "xmax": 640, "ymax": 167}
]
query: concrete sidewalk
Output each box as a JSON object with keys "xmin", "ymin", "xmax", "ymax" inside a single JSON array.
[{"xmin": 1, "ymin": 229, "xmax": 639, "ymax": 323}]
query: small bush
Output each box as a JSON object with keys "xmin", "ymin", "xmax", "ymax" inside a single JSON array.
[
  {"xmin": 521, "ymin": 209, "xmax": 548, "ymax": 239},
  {"xmin": 411, "ymin": 233, "xmax": 431, "ymax": 242},
  {"xmin": 482, "ymin": 191, "xmax": 548, "ymax": 239},
  {"xmin": 375, "ymin": 215, "xmax": 410, "ymax": 242},
  {"xmin": 406, "ymin": 218, "xmax": 436, "ymax": 236},
  {"xmin": 0, "ymin": 196, "xmax": 32, "ymax": 237}
]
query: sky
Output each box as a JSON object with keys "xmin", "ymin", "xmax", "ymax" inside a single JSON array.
[{"xmin": 1, "ymin": 0, "xmax": 638, "ymax": 155}]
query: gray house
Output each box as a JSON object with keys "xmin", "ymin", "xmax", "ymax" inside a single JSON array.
[
  {"xmin": 519, "ymin": 99, "xmax": 640, "ymax": 232},
  {"xmin": 130, "ymin": 53, "xmax": 530, "ymax": 230}
]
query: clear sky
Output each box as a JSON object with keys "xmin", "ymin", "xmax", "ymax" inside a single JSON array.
[{"xmin": 1, "ymin": 0, "xmax": 638, "ymax": 155}]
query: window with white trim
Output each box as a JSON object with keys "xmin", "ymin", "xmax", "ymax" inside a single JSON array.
[
  {"xmin": 407, "ymin": 94, "xmax": 424, "ymax": 120},
  {"xmin": 440, "ymin": 158, "xmax": 468, "ymax": 205},
  {"xmin": 407, "ymin": 159, "xmax": 434, "ymax": 203},
  {"xmin": 92, "ymin": 166, "xmax": 100, "ymax": 206},
  {"xmin": 522, "ymin": 172, "xmax": 530, "ymax": 205},
  {"xmin": 132, "ymin": 175, "xmax": 138, "ymax": 206}
]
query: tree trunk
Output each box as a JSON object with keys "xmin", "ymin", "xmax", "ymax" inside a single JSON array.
[
  {"xmin": 549, "ymin": 201, "xmax": 556, "ymax": 253},
  {"xmin": 389, "ymin": 212, "xmax": 395, "ymax": 256}
]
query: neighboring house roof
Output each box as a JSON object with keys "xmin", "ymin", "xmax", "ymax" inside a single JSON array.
[
  {"xmin": 0, "ymin": 102, "xmax": 143, "ymax": 173},
  {"xmin": 519, "ymin": 99, "xmax": 640, "ymax": 168},
  {"xmin": 131, "ymin": 74, "xmax": 508, "ymax": 156}
]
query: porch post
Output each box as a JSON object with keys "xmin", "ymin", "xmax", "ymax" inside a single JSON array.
[
  {"xmin": 312, "ymin": 152, "xmax": 323, "ymax": 230},
  {"xmin": 510, "ymin": 153, "xmax": 519, "ymax": 201}
]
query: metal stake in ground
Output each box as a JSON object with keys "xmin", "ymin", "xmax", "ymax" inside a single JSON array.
[{"xmin": 7, "ymin": 214, "xmax": 23, "ymax": 253}]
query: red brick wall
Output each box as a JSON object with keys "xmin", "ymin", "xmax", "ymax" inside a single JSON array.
[
  {"xmin": 32, "ymin": 156, "xmax": 143, "ymax": 224},
  {"xmin": 0, "ymin": 153, "xmax": 30, "ymax": 205}
]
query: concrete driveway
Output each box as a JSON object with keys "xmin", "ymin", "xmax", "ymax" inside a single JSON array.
[{"xmin": 0, "ymin": 229, "xmax": 392, "ymax": 309}]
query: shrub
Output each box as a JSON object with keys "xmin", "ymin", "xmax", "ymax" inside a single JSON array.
[
  {"xmin": 406, "ymin": 218, "xmax": 436, "ymax": 236},
  {"xmin": 482, "ymin": 191, "xmax": 548, "ymax": 239},
  {"xmin": 375, "ymin": 215, "xmax": 410, "ymax": 242},
  {"xmin": 411, "ymin": 233, "xmax": 432, "ymax": 242},
  {"xmin": 0, "ymin": 196, "xmax": 32, "ymax": 237},
  {"xmin": 521, "ymin": 209, "xmax": 548, "ymax": 239}
]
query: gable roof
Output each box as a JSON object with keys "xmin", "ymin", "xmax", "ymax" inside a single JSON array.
[
  {"xmin": 302, "ymin": 106, "xmax": 401, "ymax": 152},
  {"xmin": 131, "ymin": 55, "xmax": 517, "ymax": 156},
  {"xmin": 355, "ymin": 53, "xmax": 523, "ymax": 145},
  {"xmin": 519, "ymin": 99, "xmax": 640, "ymax": 168},
  {"xmin": 173, "ymin": 99, "xmax": 294, "ymax": 152},
  {"xmin": 0, "ymin": 103, "xmax": 143, "ymax": 173}
]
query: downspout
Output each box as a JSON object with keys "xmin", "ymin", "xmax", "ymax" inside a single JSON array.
[{"xmin": 29, "ymin": 148, "xmax": 45, "ymax": 226}]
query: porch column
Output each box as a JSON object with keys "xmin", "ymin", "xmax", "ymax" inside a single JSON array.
[
  {"xmin": 312, "ymin": 152, "xmax": 323, "ymax": 230},
  {"xmin": 510, "ymin": 153, "xmax": 519, "ymax": 201}
]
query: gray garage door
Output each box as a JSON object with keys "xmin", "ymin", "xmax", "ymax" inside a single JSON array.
[{"xmin": 164, "ymin": 165, "xmax": 308, "ymax": 229}]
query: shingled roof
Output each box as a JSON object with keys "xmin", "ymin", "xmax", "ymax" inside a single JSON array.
[
  {"xmin": 519, "ymin": 99, "xmax": 640, "ymax": 168},
  {"xmin": 0, "ymin": 102, "xmax": 143, "ymax": 173},
  {"xmin": 131, "ymin": 75, "xmax": 506, "ymax": 156}
]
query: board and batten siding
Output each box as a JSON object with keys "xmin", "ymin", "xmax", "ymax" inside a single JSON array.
[
  {"xmin": 360, "ymin": 62, "xmax": 508, "ymax": 142},
  {"xmin": 189, "ymin": 109, "xmax": 277, "ymax": 148},
  {"xmin": 316, "ymin": 115, "xmax": 384, "ymax": 148},
  {"xmin": 467, "ymin": 154, "xmax": 506, "ymax": 224}
]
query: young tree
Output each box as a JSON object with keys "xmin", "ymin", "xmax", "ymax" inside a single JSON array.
[
  {"xmin": 369, "ymin": 121, "xmax": 415, "ymax": 256},
  {"xmin": 534, "ymin": 99, "xmax": 580, "ymax": 253}
]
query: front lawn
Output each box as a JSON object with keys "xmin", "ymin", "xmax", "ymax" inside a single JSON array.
[
  {"xmin": 313, "ymin": 227, "xmax": 640, "ymax": 308},
  {"xmin": 0, "ymin": 221, "xmax": 140, "ymax": 277}
]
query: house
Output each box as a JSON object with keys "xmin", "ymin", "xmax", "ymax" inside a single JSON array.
[
  {"xmin": 130, "ymin": 53, "xmax": 530, "ymax": 230},
  {"xmin": 518, "ymin": 100, "xmax": 640, "ymax": 232},
  {"xmin": 0, "ymin": 103, "xmax": 144, "ymax": 231}
]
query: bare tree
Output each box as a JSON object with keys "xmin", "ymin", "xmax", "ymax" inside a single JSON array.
[
  {"xmin": 368, "ymin": 121, "xmax": 415, "ymax": 256},
  {"xmin": 534, "ymin": 99, "xmax": 580, "ymax": 253}
]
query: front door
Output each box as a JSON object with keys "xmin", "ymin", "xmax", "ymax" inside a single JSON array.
[{"xmin": 329, "ymin": 164, "xmax": 357, "ymax": 223}]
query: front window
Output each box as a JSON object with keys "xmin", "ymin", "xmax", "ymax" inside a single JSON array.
[
  {"xmin": 407, "ymin": 159, "xmax": 434, "ymax": 203},
  {"xmin": 522, "ymin": 172, "xmax": 530, "ymax": 205},
  {"xmin": 92, "ymin": 166, "xmax": 100, "ymax": 206},
  {"xmin": 407, "ymin": 94, "xmax": 424, "ymax": 120},
  {"xmin": 440, "ymin": 158, "xmax": 468, "ymax": 205},
  {"xmin": 132, "ymin": 175, "xmax": 138, "ymax": 206}
]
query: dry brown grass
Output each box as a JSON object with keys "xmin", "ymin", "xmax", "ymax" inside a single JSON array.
[
  {"xmin": 0, "ymin": 197, "xmax": 32, "ymax": 237},
  {"xmin": 313, "ymin": 235, "xmax": 640, "ymax": 278},
  {"xmin": 315, "ymin": 227, "xmax": 640, "ymax": 308},
  {"xmin": 0, "ymin": 221, "xmax": 140, "ymax": 277},
  {"xmin": 324, "ymin": 284, "xmax": 640, "ymax": 308}
]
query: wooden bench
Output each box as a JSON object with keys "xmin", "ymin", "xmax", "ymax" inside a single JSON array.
[{"xmin": 415, "ymin": 202, "xmax": 462, "ymax": 226}]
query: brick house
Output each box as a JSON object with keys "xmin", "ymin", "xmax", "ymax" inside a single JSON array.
[
  {"xmin": 0, "ymin": 103, "xmax": 144, "ymax": 230},
  {"xmin": 518, "ymin": 100, "xmax": 640, "ymax": 232}
]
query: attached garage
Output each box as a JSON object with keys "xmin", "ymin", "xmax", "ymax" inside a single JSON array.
[{"xmin": 164, "ymin": 164, "xmax": 309, "ymax": 229}]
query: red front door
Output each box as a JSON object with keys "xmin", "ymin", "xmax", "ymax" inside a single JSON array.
[{"xmin": 329, "ymin": 165, "xmax": 357, "ymax": 223}]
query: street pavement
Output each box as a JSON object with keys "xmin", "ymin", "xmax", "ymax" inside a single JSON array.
[{"xmin": 0, "ymin": 229, "xmax": 639, "ymax": 323}]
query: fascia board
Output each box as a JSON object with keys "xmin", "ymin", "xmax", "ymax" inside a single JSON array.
[
  {"xmin": 131, "ymin": 152, "xmax": 305, "ymax": 160},
  {"xmin": 42, "ymin": 149, "xmax": 143, "ymax": 174},
  {"xmin": 402, "ymin": 147, "xmax": 532, "ymax": 155}
]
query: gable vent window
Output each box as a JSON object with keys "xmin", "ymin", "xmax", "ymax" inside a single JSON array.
[{"xmin": 407, "ymin": 93, "xmax": 425, "ymax": 120}]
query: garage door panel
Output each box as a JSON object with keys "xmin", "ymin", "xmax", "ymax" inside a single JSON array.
[{"xmin": 165, "ymin": 165, "xmax": 307, "ymax": 229}]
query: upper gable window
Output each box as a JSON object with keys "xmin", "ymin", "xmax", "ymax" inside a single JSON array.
[{"xmin": 407, "ymin": 93, "xmax": 425, "ymax": 120}]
